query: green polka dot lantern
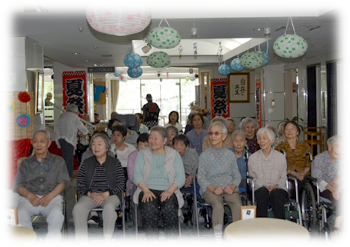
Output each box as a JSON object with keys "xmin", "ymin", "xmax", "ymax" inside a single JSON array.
[
  {"xmin": 146, "ymin": 51, "xmax": 171, "ymax": 68},
  {"xmin": 273, "ymin": 34, "xmax": 308, "ymax": 58},
  {"xmin": 147, "ymin": 26, "xmax": 181, "ymax": 49},
  {"xmin": 240, "ymin": 51, "xmax": 265, "ymax": 69}
]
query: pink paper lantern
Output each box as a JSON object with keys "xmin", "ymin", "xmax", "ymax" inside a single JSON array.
[
  {"xmin": 119, "ymin": 75, "xmax": 124, "ymax": 80},
  {"xmin": 86, "ymin": 7, "xmax": 151, "ymax": 36}
]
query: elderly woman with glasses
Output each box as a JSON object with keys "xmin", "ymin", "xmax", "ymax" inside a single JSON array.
[
  {"xmin": 312, "ymin": 135, "xmax": 342, "ymax": 234},
  {"xmin": 202, "ymin": 116, "xmax": 233, "ymax": 152},
  {"xmin": 248, "ymin": 127, "xmax": 288, "ymax": 219},
  {"xmin": 198, "ymin": 122, "xmax": 242, "ymax": 237},
  {"xmin": 73, "ymin": 133, "xmax": 125, "ymax": 240}
]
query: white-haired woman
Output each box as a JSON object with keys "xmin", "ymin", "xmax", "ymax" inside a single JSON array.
[
  {"xmin": 202, "ymin": 116, "xmax": 233, "ymax": 152},
  {"xmin": 198, "ymin": 122, "xmax": 242, "ymax": 237},
  {"xmin": 239, "ymin": 117, "xmax": 260, "ymax": 154},
  {"xmin": 56, "ymin": 104, "xmax": 89, "ymax": 177},
  {"xmin": 248, "ymin": 127, "xmax": 288, "ymax": 219},
  {"xmin": 73, "ymin": 133, "xmax": 125, "ymax": 240},
  {"xmin": 312, "ymin": 135, "xmax": 342, "ymax": 234}
]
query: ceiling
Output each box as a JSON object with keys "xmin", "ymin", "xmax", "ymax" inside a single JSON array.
[{"xmin": 10, "ymin": 2, "xmax": 340, "ymax": 76}]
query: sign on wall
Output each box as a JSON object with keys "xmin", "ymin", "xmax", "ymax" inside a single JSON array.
[
  {"xmin": 210, "ymin": 78, "xmax": 230, "ymax": 118},
  {"xmin": 228, "ymin": 73, "xmax": 250, "ymax": 103},
  {"xmin": 62, "ymin": 71, "xmax": 87, "ymax": 116}
]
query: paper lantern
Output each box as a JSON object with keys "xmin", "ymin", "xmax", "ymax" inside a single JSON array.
[
  {"xmin": 16, "ymin": 114, "xmax": 30, "ymax": 128},
  {"xmin": 218, "ymin": 64, "xmax": 231, "ymax": 76},
  {"xmin": 147, "ymin": 26, "xmax": 181, "ymax": 49},
  {"xmin": 86, "ymin": 7, "xmax": 151, "ymax": 36},
  {"xmin": 119, "ymin": 75, "xmax": 124, "ymax": 80},
  {"xmin": 230, "ymin": 58, "xmax": 245, "ymax": 71},
  {"xmin": 185, "ymin": 76, "xmax": 190, "ymax": 81},
  {"xmin": 18, "ymin": 92, "xmax": 31, "ymax": 103},
  {"xmin": 273, "ymin": 34, "xmax": 308, "ymax": 58},
  {"xmin": 190, "ymin": 76, "xmax": 195, "ymax": 81},
  {"xmin": 260, "ymin": 51, "xmax": 270, "ymax": 66},
  {"xmin": 146, "ymin": 51, "xmax": 171, "ymax": 68},
  {"xmin": 240, "ymin": 51, "xmax": 265, "ymax": 69},
  {"xmin": 114, "ymin": 71, "xmax": 121, "ymax": 77},
  {"xmin": 124, "ymin": 52, "xmax": 143, "ymax": 68},
  {"xmin": 127, "ymin": 67, "xmax": 143, "ymax": 78}
]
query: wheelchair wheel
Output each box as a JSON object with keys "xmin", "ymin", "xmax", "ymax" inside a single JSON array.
[{"xmin": 301, "ymin": 182, "xmax": 317, "ymax": 232}]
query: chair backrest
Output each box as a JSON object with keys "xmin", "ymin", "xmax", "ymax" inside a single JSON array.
[{"xmin": 113, "ymin": 114, "xmax": 139, "ymax": 132}]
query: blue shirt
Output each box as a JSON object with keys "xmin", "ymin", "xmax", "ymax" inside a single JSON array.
[
  {"xmin": 186, "ymin": 128, "xmax": 209, "ymax": 155},
  {"xmin": 229, "ymin": 147, "xmax": 248, "ymax": 180}
]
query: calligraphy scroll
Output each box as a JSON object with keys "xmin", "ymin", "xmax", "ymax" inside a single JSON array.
[
  {"xmin": 228, "ymin": 73, "xmax": 250, "ymax": 103},
  {"xmin": 210, "ymin": 78, "xmax": 230, "ymax": 119},
  {"xmin": 62, "ymin": 71, "xmax": 87, "ymax": 116}
]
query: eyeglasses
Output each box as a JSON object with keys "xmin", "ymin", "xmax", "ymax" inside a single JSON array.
[{"xmin": 209, "ymin": 131, "xmax": 223, "ymax": 136}]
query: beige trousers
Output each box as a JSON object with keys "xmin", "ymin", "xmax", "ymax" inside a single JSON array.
[
  {"xmin": 73, "ymin": 195, "xmax": 120, "ymax": 239},
  {"xmin": 203, "ymin": 191, "xmax": 242, "ymax": 226}
]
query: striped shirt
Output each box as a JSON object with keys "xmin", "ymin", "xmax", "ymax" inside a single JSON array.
[
  {"xmin": 248, "ymin": 149, "xmax": 287, "ymax": 192},
  {"xmin": 77, "ymin": 157, "xmax": 124, "ymax": 197}
]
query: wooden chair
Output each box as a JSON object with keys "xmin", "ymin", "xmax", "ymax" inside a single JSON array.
[{"xmin": 303, "ymin": 127, "xmax": 326, "ymax": 156}]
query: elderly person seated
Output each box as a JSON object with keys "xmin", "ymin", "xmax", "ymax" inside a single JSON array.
[
  {"xmin": 226, "ymin": 117, "xmax": 236, "ymax": 138},
  {"xmin": 248, "ymin": 127, "xmax": 288, "ymax": 219},
  {"xmin": 239, "ymin": 117, "xmax": 260, "ymax": 154},
  {"xmin": 166, "ymin": 125, "xmax": 179, "ymax": 149},
  {"xmin": 229, "ymin": 130, "xmax": 248, "ymax": 191},
  {"xmin": 198, "ymin": 122, "xmax": 242, "ymax": 237},
  {"xmin": 133, "ymin": 127, "xmax": 185, "ymax": 238},
  {"xmin": 186, "ymin": 113, "xmax": 209, "ymax": 156},
  {"xmin": 273, "ymin": 121, "xmax": 286, "ymax": 148},
  {"xmin": 107, "ymin": 118, "xmax": 139, "ymax": 147},
  {"xmin": 73, "ymin": 133, "xmax": 125, "ymax": 240},
  {"xmin": 202, "ymin": 116, "xmax": 233, "ymax": 152},
  {"xmin": 311, "ymin": 135, "xmax": 342, "ymax": 234},
  {"xmin": 13, "ymin": 130, "xmax": 70, "ymax": 241},
  {"xmin": 276, "ymin": 121, "xmax": 311, "ymax": 184}
]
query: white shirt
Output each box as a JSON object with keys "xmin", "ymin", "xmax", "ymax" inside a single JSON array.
[
  {"xmin": 56, "ymin": 111, "xmax": 89, "ymax": 149},
  {"xmin": 110, "ymin": 142, "xmax": 137, "ymax": 167},
  {"xmin": 164, "ymin": 122, "xmax": 183, "ymax": 133},
  {"xmin": 138, "ymin": 123, "xmax": 149, "ymax": 134}
]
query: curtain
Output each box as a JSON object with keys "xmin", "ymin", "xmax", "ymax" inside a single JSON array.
[{"xmin": 110, "ymin": 80, "xmax": 119, "ymax": 113}]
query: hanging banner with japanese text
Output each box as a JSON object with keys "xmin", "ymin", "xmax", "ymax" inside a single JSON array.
[
  {"xmin": 255, "ymin": 78, "xmax": 262, "ymax": 128},
  {"xmin": 210, "ymin": 78, "xmax": 230, "ymax": 119},
  {"xmin": 62, "ymin": 71, "xmax": 87, "ymax": 117}
]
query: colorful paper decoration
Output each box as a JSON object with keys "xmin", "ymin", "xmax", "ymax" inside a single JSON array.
[
  {"xmin": 273, "ymin": 17, "xmax": 308, "ymax": 59},
  {"xmin": 273, "ymin": 34, "xmax": 308, "ymax": 58},
  {"xmin": 146, "ymin": 51, "xmax": 171, "ymax": 68},
  {"xmin": 147, "ymin": 25, "xmax": 181, "ymax": 49},
  {"xmin": 114, "ymin": 71, "xmax": 121, "ymax": 77},
  {"xmin": 127, "ymin": 67, "xmax": 143, "ymax": 78},
  {"xmin": 7, "ymin": 102, "xmax": 16, "ymax": 112},
  {"xmin": 86, "ymin": 7, "xmax": 151, "ymax": 36},
  {"xmin": 240, "ymin": 51, "xmax": 265, "ymax": 69},
  {"xmin": 16, "ymin": 114, "xmax": 31, "ymax": 128},
  {"xmin": 18, "ymin": 92, "xmax": 31, "ymax": 103},
  {"xmin": 230, "ymin": 58, "xmax": 245, "ymax": 71},
  {"xmin": 190, "ymin": 76, "xmax": 195, "ymax": 81},
  {"xmin": 124, "ymin": 52, "xmax": 143, "ymax": 68},
  {"xmin": 260, "ymin": 51, "xmax": 270, "ymax": 66},
  {"xmin": 218, "ymin": 64, "xmax": 231, "ymax": 76}
]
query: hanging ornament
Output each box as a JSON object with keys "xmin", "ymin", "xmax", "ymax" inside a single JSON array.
[
  {"xmin": 18, "ymin": 92, "xmax": 31, "ymax": 103},
  {"xmin": 178, "ymin": 43, "xmax": 183, "ymax": 58},
  {"xmin": 273, "ymin": 17, "xmax": 308, "ymax": 59},
  {"xmin": 217, "ymin": 42, "xmax": 223, "ymax": 63},
  {"xmin": 114, "ymin": 71, "xmax": 121, "ymax": 77},
  {"xmin": 185, "ymin": 76, "xmax": 190, "ymax": 81},
  {"xmin": 124, "ymin": 52, "xmax": 143, "ymax": 68},
  {"xmin": 146, "ymin": 51, "xmax": 171, "ymax": 68},
  {"xmin": 147, "ymin": 18, "xmax": 181, "ymax": 49},
  {"xmin": 127, "ymin": 67, "xmax": 143, "ymax": 78},
  {"xmin": 230, "ymin": 58, "xmax": 245, "ymax": 71},
  {"xmin": 218, "ymin": 64, "xmax": 231, "ymax": 76},
  {"xmin": 240, "ymin": 51, "xmax": 265, "ymax": 69},
  {"xmin": 7, "ymin": 101, "xmax": 16, "ymax": 112},
  {"xmin": 193, "ymin": 42, "xmax": 198, "ymax": 55},
  {"xmin": 86, "ymin": 6, "xmax": 151, "ymax": 36},
  {"xmin": 119, "ymin": 75, "xmax": 124, "ymax": 80},
  {"xmin": 260, "ymin": 51, "xmax": 270, "ymax": 66},
  {"xmin": 190, "ymin": 76, "xmax": 195, "ymax": 81}
]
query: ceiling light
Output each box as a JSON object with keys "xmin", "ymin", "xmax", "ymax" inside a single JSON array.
[{"xmin": 72, "ymin": 52, "xmax": 80, "ymax": 55}]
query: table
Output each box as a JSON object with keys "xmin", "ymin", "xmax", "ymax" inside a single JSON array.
[
  {"xmin": 224, "ymin": 218, "xmax": 310, "ymax": 242},
  {"xmin": 2, "ymin": 226, "xmax": 37, "ymax": 246}
]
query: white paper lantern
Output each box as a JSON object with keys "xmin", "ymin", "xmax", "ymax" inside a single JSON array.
[
  {"xmin": 86, "ymin": 7, "xmax": 151, "ymax": 36},
  {"xmin": 124, "ymin": 52, "xmax": 143, "ymax": 68},
  {"xmin": 146, "ymin": 51, "xmax": 171, "ymax": 68},
  {"xmin": 218, "ymin": 64, "xmax": 232, "ymax": 76},
  {"xmin": 240, "ymin": 51, "xmax": 265, "ymax": 69},
  {"xmin": 230, "ymin": 58, "xmax": 245, "ymax": 71},
  {"xmin": 260, "ymin": 51, "xmax": 270, "ymax": 66},
  {"xmin": 127, "ymin": 67, "xmax": 143, "ymax": 78},
  {"xmin": 273, "ymin": 34, "xmax": 308, "ymax": 58},
  {"xmin": 147, "ymin": 26, "xmax": 181, "ymax": 49}
]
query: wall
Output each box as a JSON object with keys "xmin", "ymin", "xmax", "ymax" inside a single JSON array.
[{"xmin": 199, "ymin": 65, "xmax": 256, "ymax": 128}]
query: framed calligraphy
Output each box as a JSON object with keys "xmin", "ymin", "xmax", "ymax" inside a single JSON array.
[{"xmin": 228, "ymin": 73, "xmax": 250, "ymax": 103}]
